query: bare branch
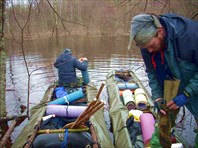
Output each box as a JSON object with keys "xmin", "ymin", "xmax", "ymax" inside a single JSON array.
[
  {"xmin": 118, "ymin": 1, "xmax": 141, "ymax": 19},
  {"xmin": 11, "ymin": 1, "xmax": 22, "ymax": 30},
  {"xmin": 50, "ymin": 24, "xmax": 56, "ymax": 39},
  {"xmin": 46, "ymin": 0, "xmax": 87, "ymax": 28},
  {"xmin": 114, "ymin": 0, "xmax": 129, "ymax": 8},
  {"xmin": 144, "ymin": 0, "xmax": 148, "ymax": 12},
  {"xmin": 160, "ymin": 0, "xmax": 169, "ymax": 14},
  {"xmin": 60, "ymin": 20, "xmax": 70, "ymax": 36},
  {"xmin": 191, "ymin": 12, "xmax": 198, "ymax": 19}
]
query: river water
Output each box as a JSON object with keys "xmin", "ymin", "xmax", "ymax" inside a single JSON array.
[{"xmin": 4, "ymin": 35, "xmax": 196, "ymax": 145}]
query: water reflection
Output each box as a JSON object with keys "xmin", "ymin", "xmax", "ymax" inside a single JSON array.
[{"xmin": 6, "ymin": 36, "xmax": 145, "ymax": 106}]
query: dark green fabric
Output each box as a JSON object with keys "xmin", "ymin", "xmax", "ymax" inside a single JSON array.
[
  {"xmin": 164, "ymin": 43, "xmax": 198, "ymax": 118},
  {"xmin": 147, "ymin": 70, "xmax": 163, "ymax": 100},
  {"xmin": 195, "ymin": 134, "xmax": 198, "ymax": 148},
  {"xmin": 150, "ymin": 125, "xmax": 162, "ymax": 148}
]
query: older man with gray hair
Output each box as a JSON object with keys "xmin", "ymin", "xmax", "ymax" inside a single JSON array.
[{"xmin": 128, "ymin": 13, "xmax": 198, "ymax": 146}]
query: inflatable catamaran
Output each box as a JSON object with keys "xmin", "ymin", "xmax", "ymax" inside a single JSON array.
[
  {"xmin": 106, "ymin": 69, "xmax": 189, "ymax": 148},
  {"xmin": 12, "ymin": 75, "xmax": 113, "ymax": 147}
]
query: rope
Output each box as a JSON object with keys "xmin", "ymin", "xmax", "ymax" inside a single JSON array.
[
  {"xmin": 61, "ymin": 129, "xmax": 68, "ymax": 148},
  {"xmin": 64, "ymin": 105, "xmax": 69, "ymax": 117},
  {"xmin": 64, "ymin": 96, "xmax": 69, "ymax": 105}
]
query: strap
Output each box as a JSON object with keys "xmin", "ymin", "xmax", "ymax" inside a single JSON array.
[
  {"xmin": 124, "ymin": 82, "xmax": 128, "ymax": 89},
  {"xmin": 64, "ymin": 96, "xmax": 69, "ymax": 105},
  {"xmin": 61, "ymin": 129, "xmax": 68, "ymax": 148},
  {"xmin": 64, "ymin": 105, "xmax": 69, "ymax": 117}
]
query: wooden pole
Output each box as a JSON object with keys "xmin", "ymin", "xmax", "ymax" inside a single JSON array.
[
  {"xmin": 62, "ymin": 99, "xmax": 97, "ymax": 129},
  {"xmin": 37, "ymin": 127, "xmax": 89, "ymax": 134},
  {"xmin": 96, "ymin": 81, "xmax": 105, "ymax": 100},
  {"xmin": 74, "ymin": 101, "xmax": 105, "ymax": 127},
  {"xmin": 90, "ymin": 123, "xmax": 98, "ymax": 148},
  {"xmin": 71, "ymin": 101, "xmax": 104, "ymax": 128},
  {"xmin": 63, "ymin": 82, "xmax": 105, "ymax": 129}
]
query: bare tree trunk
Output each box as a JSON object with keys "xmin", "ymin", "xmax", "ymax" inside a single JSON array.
[
  {"xmin": 0, "ymin": 0, "xmax": 6, "ymax": 116},
  {"xmin": 0, "ymin": 1, "xmax": 11, "ymax": 147}
]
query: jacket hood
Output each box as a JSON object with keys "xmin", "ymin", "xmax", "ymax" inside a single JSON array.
[{"xmin": 160, "ymin": 14, "xmax": 186, "ymax": 41}]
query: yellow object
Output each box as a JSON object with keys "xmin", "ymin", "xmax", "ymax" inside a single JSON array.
[
  {"xmin": 128, "ymin": 109, "xmax": 143, "ymax": 122},
  {"xmin": 134, "ymin": 88, "xmax": 148, "ymax": 110},
  {"xmin": 134, "ymin": 88, "xmax": 146, "ymax": 95},
  {"xmin": 37, "ymin": 127, "xmax": 89, "ymax": 134}
]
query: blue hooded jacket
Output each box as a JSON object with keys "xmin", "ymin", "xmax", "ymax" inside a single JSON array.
[
  {"xmin": 141, "ymin": 14, "xmax": 198, "ymax": 118},
  {"xmin": 54, "ymin": 50, "xmax": 88, "ymax": 85}
]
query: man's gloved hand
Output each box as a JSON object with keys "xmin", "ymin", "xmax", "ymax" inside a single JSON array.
[
  {"xmin": 167, "ymin": 93, "xmax": 188, "ymax": 110},
  {"xmin": 154, "ymin": 98, "xmax": 167, "ymax": 115},
  {"xmin": 79, "ymin": 57, "xmax": 88, "ymax": 62},
  {"xmin": 173, "ymin": 94, "xmax": 188, "ymax": 107}
]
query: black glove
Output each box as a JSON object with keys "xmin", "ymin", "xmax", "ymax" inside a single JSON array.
[{"xmin": 154, "ymin": 98, "xmax": 167, "ymax": 115}]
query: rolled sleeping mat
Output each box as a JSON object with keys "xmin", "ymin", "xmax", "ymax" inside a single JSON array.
[
  {"xmin": 81, "ymin": 69, "xmax": 90, "ymax": 85},
  {"xmin": 134, "ymin": 88, "xmax": 148, "ymax": 110},
  {"xmin": 119, "ymin": 90, "xmax": 134, "ymax": 96},
  {"xmin": 122, "ymin": 89, "xmax": 136, "ymax": 110},
  {"xmin": 117, "ymin": 83, "xmax": 139, "ymax": 90},
  {"xmin": 48, "ymin": 88, "xmax": 85, "ymax": 105},
  {"xmin": 46, "ymin": 105, "xmax": 87, "ymax": 118},
  {"xmin": 140, "ymin": 113, "xmax": 155, "ymax": 147}
]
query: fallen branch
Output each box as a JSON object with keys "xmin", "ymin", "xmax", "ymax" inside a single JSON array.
[
  {"xmin": 0, "ymin": 119, "xmax": 17, "ymax": 147},
  {"xmin": 0, "ymin": 115, "xmax": 27, "ymax": 122}
]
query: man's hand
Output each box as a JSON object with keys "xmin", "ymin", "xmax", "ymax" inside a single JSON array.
[
  {"xmin": 79, "ymin": 57, "xmax": 88, "ymax": 62},
  {"xmin": 154, "ymin": 98, "xmax": 167, "ymax": 115},
  {"xmin": 167, "ymin": 93, "xmax": 188, "ymax": 110}
]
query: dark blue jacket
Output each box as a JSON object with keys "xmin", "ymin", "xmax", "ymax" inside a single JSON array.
[
  {"xmin": 54, "ymin": 51, "xmax": 88, "ymax": 85},
  {"xmin": 141, "ymin": 14, "xmax": 198, "ymax": 118}
]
